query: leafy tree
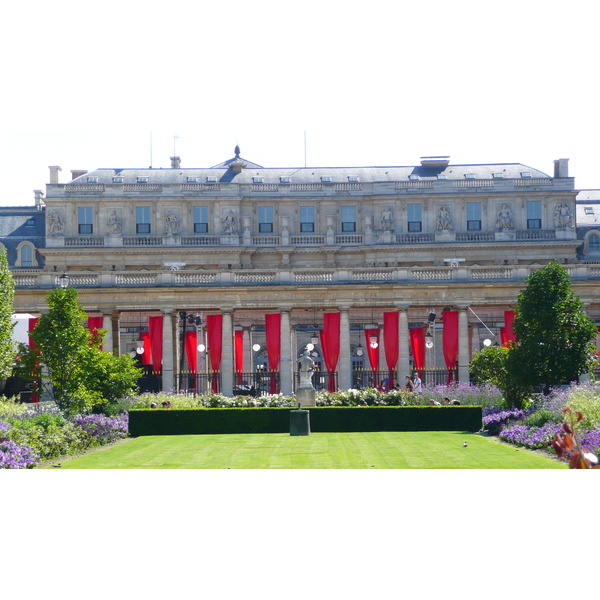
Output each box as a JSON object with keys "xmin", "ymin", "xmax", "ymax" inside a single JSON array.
[
  {"xmin": 0, "ymin": 248, "xmax": 16, "ymax": 380},
  {"xmin": 507, "ymin": 261, "xmax": 597, "ymax": 392},
  {"xmin": 19, "ymin": 287, "xmax": 140, "ymax": 415},
  {"xmin": 470, "ymin": 345, "xmax": 531, "ymax": 408}
]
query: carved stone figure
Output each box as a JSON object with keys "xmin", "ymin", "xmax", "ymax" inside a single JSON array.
[
  {"xmin": 554, "ymin": 203, "xmax": 573, "ymax": 228},
  {"xmin": 380, "ymin": 207, "xmax": 394, "ymax": 231},
  {"xmin": 48, "ymin": 211, "xmax": 64, "ymax": 236},
  {"xmin": 221, "ymin": 209, "xmax": 238, "ymax": 234},
  {"xmin": 298, "ymin": 348, "xmax": 315, "ymax": 387},
  {"xmin": 107, "ymin": 210, "xmax": 122, "ymax": 235},
  {"xmin": 164, "ymin": 211, "xmax": 180, "ymax": 235},
  {"xmin": 436, "ymin": 206, "xmax": 453, "ymax": 230},
  {"xmin": 496, "ymin": 204, "xmax": 513, "ymax": 229}
]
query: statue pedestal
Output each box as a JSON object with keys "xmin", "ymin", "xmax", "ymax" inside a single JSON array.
[
  {"xmin": 290, "ymin": 410, "xmax": 311, "ymax": 436},
  {"xmin": 296, "ymin": 385, "xmax": 316, "ymax": 407}
]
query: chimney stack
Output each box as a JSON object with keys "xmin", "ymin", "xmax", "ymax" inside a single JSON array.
[
  {"xmin": 554, "ymin": 158, "xmax": 569, "ymax": 178},
  {"xmin": 48, "ymin": 166, "xmax": 62, "ymax": 184},
  {"xmin": 170, "ymin": 156, "xmax": 181, "ymax": 169}
]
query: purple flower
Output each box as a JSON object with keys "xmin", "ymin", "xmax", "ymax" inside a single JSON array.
[
  {"xmin": 71, "ymin": 414, "xmax": 128, "ymax": 444},
  {"xmin": 0, "ymin": 440, "xmax": 40, "ymax": 469},
  {"xmin": 580, "ymin": 428, "xmax": 600, "ymax": 455},
  {"xmin": 499, "ymin": 423, "xmax": 563, "ymax": 449}
]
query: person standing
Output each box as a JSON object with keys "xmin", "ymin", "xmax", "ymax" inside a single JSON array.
[
  {"xmin": 404, "ymin": 376, "xmax": 414, "ymax": 392},
  {"xmin": 413, "ymin": 372, "xmax": 422, "ymax": 393}
]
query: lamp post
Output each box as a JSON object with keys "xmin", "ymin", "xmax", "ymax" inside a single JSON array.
[{"xmin": 58, "ymin": 272, "xmax": 70, "ymax": 288}]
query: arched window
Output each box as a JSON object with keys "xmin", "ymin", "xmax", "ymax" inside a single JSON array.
[
  {"xmin": 21, "ymin": 244, "xmax": 33, "ymax": 266},
  {"xmin": 17, "ymin": 242, "xmax": 36, "ymax": 267},
  {"xmin": 589, "ymin": 233, "xmax": 600, "ymax": 253}
]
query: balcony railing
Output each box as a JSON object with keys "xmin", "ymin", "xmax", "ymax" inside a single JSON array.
[{"xmin": 13, "ymin": 263, "xmax": 598, "ymax": 290}]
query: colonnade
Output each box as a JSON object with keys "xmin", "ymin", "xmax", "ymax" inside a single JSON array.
[{"xmin": 95, "ymin": 305, "xmax": 476, "ymax": 396}]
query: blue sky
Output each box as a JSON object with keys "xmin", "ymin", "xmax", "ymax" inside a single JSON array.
[{"xmin": 2, "ymin": 1, "xmax": 598, "ymax": 206}]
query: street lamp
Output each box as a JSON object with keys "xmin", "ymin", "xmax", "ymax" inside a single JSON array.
[{"xmin": 58, "ymin": 272, "xmax": 70, "ymax": 288}]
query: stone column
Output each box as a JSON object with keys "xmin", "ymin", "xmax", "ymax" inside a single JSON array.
[
  {"xmin": 398, "ymin": 309, "xmax": 410, "ymax": 384},
  {"xmin": 102, "ymin": 312, "xmax": 114, "ymax": 354},
  {"xmin": 221, "ymin": 311, "xmax": 234, "ymax": 396},
  {"xmin": 339, "ymin": 308, "xmax": 352, "ymax": 391},
  {"xmin": 471, "ymin": 324, "xmax": 480, "ymax": 358},
  {"xmin": 111, "ymin": 311, "xmax": 121, "ymax": 356},
  {"xmin": 162, "ymin": 309, "xmax": 175, "ymax": 392},
  {"xmin": 280, "ymin": 310, "xmax": 293, "ymax": 395},
  {"xmin": 458, "ymin": 307, "xmax": 470, "ymax": 383},
  {"xmin": 243, "ymin": 327, "xmax": 252, "ymax": 376}
]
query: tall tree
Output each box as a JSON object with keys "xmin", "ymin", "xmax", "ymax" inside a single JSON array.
[
  {"xmin": 0, "ymin": 248, "xmax": 15, "ymax": 380},
  {"xmin": 20, "ymin": 287, "xmax": 140, "ymax": 415},
  {"xmin": 507, "ymin": 261, "xmax": 597, "ymax": 391}
]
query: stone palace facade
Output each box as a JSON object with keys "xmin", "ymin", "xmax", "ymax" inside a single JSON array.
[{"xmin": 4, "ymin": 148, "xmax": 600, "ymax": 396}]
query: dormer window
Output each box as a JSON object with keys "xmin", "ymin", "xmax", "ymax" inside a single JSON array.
[
  {"xmin": 280, "ymin": 176, "xmax": 291, "ymax": 183},
  {"xmin": 437, "ymin": 174, "xmax": 447, "ymax": 180},
  {"xmin": 465, "ymin": 173, "xmax": 476, "ymax": 179},
  {"xmin": 87, "ymin": 176, "xmax": 98, "ymax": 183},
  {"xmin": 26, "ymin": 218, "xmax": 35, "ymax": 226},
  {"xmin": 137, "ymin": 176, "xmax": 149, "ymax": 183},
  {"xmin": 584, "ymin": 207, "xmax": 594, "ymax": 215},
  {"xmin": 206, "ymin": 176, "xmax": 218, "ymax": 183},
  {"xmin": 521, "ymin": 172, "xmax": 532, "ymax": 178},
  {"xmin": 253, "ymin": 176, "xmax": 264, "ymax": 183},
  {"xmin": 112, "ymin": 176, "xmax": 124, "ymax": 183},
  {"xmin": 492, "ymin": 173, "xmax": 504, "ymax": 179},
  {"xmin": 408, "ymin": 174, "xmax": 419, "ymax": 181},
  {"xmin": 321, "ymin": 176, "xmax": 332, "ymax": 183},
  {"xmin": 187, "ymin": 176, "xmax": 198, "ymax": 183},
  {"xmin": 348, "ymin": 176, "xmax": 359, "ymax": 183}
]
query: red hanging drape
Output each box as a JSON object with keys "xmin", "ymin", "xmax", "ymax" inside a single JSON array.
[
  {"xmin": 265, "ymin": 313, "xmax": 281, "ymax": 394},
  {"xmin": 320, "ymin": 312, "xmax": 340, "ymax": 392},
  {"xmin": 185, "ymin": 330, "xmax": 197, "ymax": 373},
  {"xmin": 504, "ymin": 310, "xmax": 516, "ymax": 346},
  {"xmin": 383, "ymin": 312, "xmax": 399, "ymax": 388},
  {"xmin": 28, "ymin": 318, "xmax": 39, "ymax": 403},
  {"xmin": 500, "ymin": 327, "xmax": 507, "ymax": 346},
  {"xmin": 234, "ymin": 330, "xmax": 243, "ymax": 384},
  {"xmin": 206, "ymin": 314, "xmax": 223, "ymax": 392},
  {"xmin": 409, "ymin": 328, "xmax": 425, "ymax": 378},
  {"xmin": 86, "ymin": 316, "xmax": 104, "ymax": 349},
  {"xmin": 140, "ymin": 332, "xmax": 151, "ymax": 365},
  {"xmin": 148, "ymin": 316, "xmax": 163, "ymax": 373},
  {"xmin": 364, "ymin": 328, "xmax": 379, "ymax": 371},
  {"xmin": 442, "ymin": 311, "xmax": 459, "ymax": 383}
]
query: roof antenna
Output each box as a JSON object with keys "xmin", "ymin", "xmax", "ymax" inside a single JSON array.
[{"xmin": 235, "ymin": 144, "xmax": 240, "ymax": 158}]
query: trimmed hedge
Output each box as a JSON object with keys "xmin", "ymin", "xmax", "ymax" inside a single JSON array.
[{"xmin": 128, "ymin": 406, "xmax": 482, "ymax": 436}]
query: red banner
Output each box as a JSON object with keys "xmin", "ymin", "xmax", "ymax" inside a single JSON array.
[
  {"xmin": 409, "ymin": 328, "xmax": 425, "ymax": 378},
  {"xmin": 206, "ymin": 314, "xmax": 223, "ymax": 392},
  {"xmin": 86, "ymin": 316, "xmax": 104, "ymax": 349},
  {"xmin": 148, "ymin": 316, "xmax": 163, "ymax": 373},
  {"xmin": 320, "ymin": 312, "xmax": 340, "ymax": 392},
  {"xmin": 442, "ymin": 311, "xmax": 458, "ymax": 383},
  {"xmin": 265, "ymin": 314, "xmax": 281, "ymax": 394},
  {"xmin": 383, "ymin": 312, "xmax": 399, "ymax": 389}
]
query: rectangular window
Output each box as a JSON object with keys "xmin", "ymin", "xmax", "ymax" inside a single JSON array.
[
  {"xmin": 407, "ymin": 203, "xmax": 422, "ymax": 232},
  {"xmin": 467, "ymin": 202, "xmax": 482, "ymax": 230},
  {"xmin": 300, "ymin": 206, "xmax": 314, "ymax": 232},
  {"xmin": 527, "ymin": 201, "xmax": 541, "ymax": 229},
  {"xmin": 194, "ymin": 206, "xmax": 208, "ymax": 233},
  {"xmin": 341, "ymin": 206, "xmax": 356, "ymax": 232},
  {"xmin": 112, "ymin": 176, "xmax": 124, "ymax": 183},
  {"xmin": 136, "ymin": 206, "xmax": 151, "ymax": 234},
  {"xmin": 21, "ymin": 245, "xmax": 33, "ymax": 267},
  {"xmin": 78, "ymin": 207, "xmax": 93, "ymax": 234},
  {"xmin": 258, "ymin": 206, "xmax": 273, "ymax": 233}
]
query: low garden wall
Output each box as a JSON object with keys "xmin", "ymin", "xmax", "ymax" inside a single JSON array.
[{"xmin": 128, "ymin": 406, "xmax": 482, "ymax": 436}]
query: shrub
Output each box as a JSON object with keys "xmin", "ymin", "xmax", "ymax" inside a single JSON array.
[
  {"xmin": 71, "ymin": 414, "xmax": 129, "ymax": 445},
  {"xmin": 0, "ymin": 396, "xmax": 27, "ymax": 419},
  {"xmin": 523, "ymin": 409, "xmax": 559, "ymax": 428},
  {"xmin": 564, "ymin": 382, "xmax": 600, "ymax": 431}
]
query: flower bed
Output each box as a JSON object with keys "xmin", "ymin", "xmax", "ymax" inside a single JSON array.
[{"xmin": 499, "ymin": 422, "xmax": 564, "ymax": 450}]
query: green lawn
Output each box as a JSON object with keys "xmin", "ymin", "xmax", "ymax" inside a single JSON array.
[{"xmin": 49, "ymin": 431, "xmax": 566, "ymax": 469}]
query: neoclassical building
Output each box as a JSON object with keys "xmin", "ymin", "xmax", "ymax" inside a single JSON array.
[{"xmin": 5, "ymin": 148, "xmax": 600, "ymax": 396}]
